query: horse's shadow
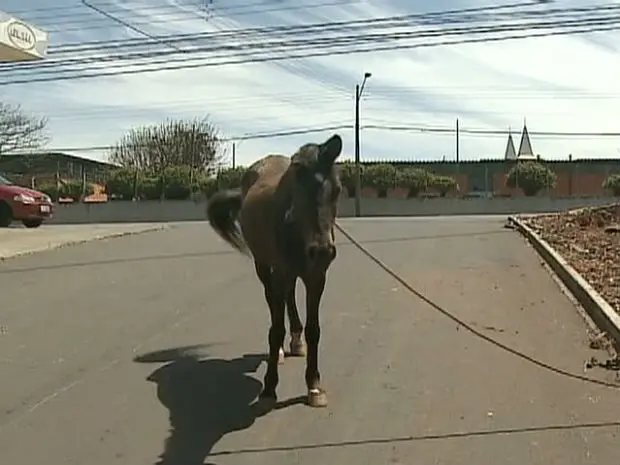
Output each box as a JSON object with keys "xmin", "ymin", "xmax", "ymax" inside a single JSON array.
[{"xmin": 133, "ymin": 346, "xmax": 270, "ymax": 465}]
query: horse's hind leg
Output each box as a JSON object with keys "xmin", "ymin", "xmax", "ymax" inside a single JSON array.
[
  {"xmin": 286, "ymin": 278, "xmax": 306, "ymax": 357},
  {"xmin": 255, "ymin": 262, "xmax": 285, "ymax": 364}
]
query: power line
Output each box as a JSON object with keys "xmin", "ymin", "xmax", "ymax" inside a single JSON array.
[
  {"xmin": 30, "ymin": 123, "xmax": 620, "ymax": 154},
  {"xmin": 12, "ymin": 0, "xmax": 365, "ymax": 35},
  {"xmin": 32, "ymin": 0, "xmax": 611, "ymax": 39},
  {"xmin": 2, "ymin": 15, "xmax": 619, "ymax": 85},
  {"xmin": 48, "ymin": 2, "xmax": 620, "ymax": 55},
  {"xmin": 7, "ymin": 3, "xmax": 563, "ymax": 59},
  {"xmin": 9, "ymin": 1, "xmax": 350, "ymax": 28},
  {"xmin": 38, "ymin": 1, "xmax": 620, "ymax": 52}
]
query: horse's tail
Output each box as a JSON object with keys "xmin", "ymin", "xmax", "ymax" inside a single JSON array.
[{"xmin": 206, "ymin": 188, "xmax": 250, "ymax": 256}]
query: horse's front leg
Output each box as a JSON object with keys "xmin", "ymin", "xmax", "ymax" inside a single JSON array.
[
  {"xmin": 303, "ymin": 271, "xmax": 328, "ymax": 407},
  {"xmin": 286, "ymin": 277, "xmax": 307, "ymax": 357}
]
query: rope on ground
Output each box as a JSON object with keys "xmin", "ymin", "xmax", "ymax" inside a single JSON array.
[{"xmin": 334, "ymin": 222, "xmax": 620, "ymax": 390}]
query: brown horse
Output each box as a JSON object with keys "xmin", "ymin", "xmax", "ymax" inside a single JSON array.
[{"xmin": 206, "ymin": 134, "xmax": 343, "ymax": 409}]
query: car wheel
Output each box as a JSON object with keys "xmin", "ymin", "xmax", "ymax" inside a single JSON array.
[
  {"xmin": 0, "ymin": 202, "xmax": 12, "ymax": 227},
  {"xmin": 22, "ymin": 219, "xmax": 43, "ymax": 228}
]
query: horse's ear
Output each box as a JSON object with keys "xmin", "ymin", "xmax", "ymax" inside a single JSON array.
[{"xmin": 318, "ymin": 134, "xmax": 342, "ymax": 165}]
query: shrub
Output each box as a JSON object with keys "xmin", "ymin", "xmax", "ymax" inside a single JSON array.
[
  {"xmin": 363, "ymin": 163, "xmax": 397, "ymax": 198},
  {"xmin": 216, "ymin": 166, "xmax": 247, "ymax": 189},
  {"xmin": 398, "ymin": 168, "xmax": 432, "ymax": 198},
  {"xmin": 429, "ymin": 175, "xmax": 458, "ymax": 197},
  {"xmin": 197, "ymin": 176, "xmax": 218, "ymax": 198},
  {"xmin": 336, "ymin": 161, "xmax": 362, "ymax": 197},
  {"xmin": 105, "ymin": 167, "xmax": 138, "ymax": 200},
  {"xmin": 506, "ymin": 161, "xmax": 556, "ymax": 196},
  {"xmin": 140, "ymin": 176, "xmax": 163, "ymax": 200},
  {"xmin": 603, "ymin": 174, "xmax": 620, "ymax": 196},
  {"xmin": 59, "ymin": 180, "xmax": 95, "ymax": 201},
  {"xmin": 37, "ymin": 183, "xmax": 60, "ymax": 202},
  {"xmin": 162, "ymin": 165, "xmax": 193, "ymax": 200}
]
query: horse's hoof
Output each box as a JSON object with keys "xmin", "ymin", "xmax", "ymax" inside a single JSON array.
[
  {"xmin": 278, "ymin": 347, "xmax": 285, "ymax": 364},
  {"xmin": 307, "ymin": 388, "xmax": 328, "ymax": 408},
  {"xmin": 253, "ymin": 394, "xmax": 277, "ymax": 416},
  {"xmin": 289, "ymin": 338, "xmax": 307, "ymax": 357}
]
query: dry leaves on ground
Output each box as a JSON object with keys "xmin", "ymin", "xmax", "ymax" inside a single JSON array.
[{"xmin": 521, "ymin": 204, "xmax": 620, "ymax": 315}]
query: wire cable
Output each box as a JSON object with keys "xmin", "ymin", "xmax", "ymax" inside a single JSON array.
[
  {"xmin": 40, "ymin": 1, "xmax": 620, "ymax": 51},
  {"xmin": 29, "ymin": 123, "xmax": 620, "ymax": 154},
  {"xmin": 2, "ymin": 18, "xmax": 619, "ymax": 86},
  {"xmin": 12, "ymin": 0, "xmax": 363, "ymax": 34}
]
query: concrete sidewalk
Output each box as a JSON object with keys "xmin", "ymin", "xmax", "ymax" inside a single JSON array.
[{"xmin": 0, "ymin": 223, "xmax": 167, "ymax": 260}]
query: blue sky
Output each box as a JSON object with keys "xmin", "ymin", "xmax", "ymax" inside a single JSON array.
[{"xmin": 2, "ymin": 0, "xmax": 620, "ymax": 167}]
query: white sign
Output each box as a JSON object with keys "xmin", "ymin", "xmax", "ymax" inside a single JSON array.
[
  {"xmin": 7, "ymin": 20, "xmax": 36, "ymax": 51},
  {"xmin": 0, "ymin": 10, "xmax": 48, "ymax": 62}
]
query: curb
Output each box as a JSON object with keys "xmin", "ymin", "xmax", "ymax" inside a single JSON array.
[{"xmin": 508, "ymin": 215, "xmax": 620, "ymax": 348}]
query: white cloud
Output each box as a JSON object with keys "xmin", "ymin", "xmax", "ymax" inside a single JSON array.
[{"xmin": 2, "ymin": 0, "xmax": 620, "ymax": 167}]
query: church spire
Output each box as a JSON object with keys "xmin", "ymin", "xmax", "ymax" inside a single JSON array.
[
  {"xmin": 504, "ymin": 127, "xmax": 517, "ymax": 160},
  {"xmin": 517, "ymin": 121, "xmax": 534, "ymax": 159}
]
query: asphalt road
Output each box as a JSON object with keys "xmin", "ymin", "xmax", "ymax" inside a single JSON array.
[{"xmin": 1, "ymin": 217, "xmax": 619, "ymax": 465}]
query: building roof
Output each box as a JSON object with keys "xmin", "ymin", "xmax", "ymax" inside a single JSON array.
[{"xmin": 0, "ymin": 151, "xmax": 119, "ymax": 168}]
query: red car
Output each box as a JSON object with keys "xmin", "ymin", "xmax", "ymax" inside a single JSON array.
[{"xmin": 0, "ymin": 174, "xmax": 54, "ymax": 228}]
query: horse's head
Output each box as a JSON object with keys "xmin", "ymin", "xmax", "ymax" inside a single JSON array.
[{"xmin": 285, "ymin": 134, "xmax": 343, "ymax": 270}]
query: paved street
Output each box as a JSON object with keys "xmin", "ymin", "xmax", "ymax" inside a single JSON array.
[{"xmin": 1, "ymin": 217, "xmax": 619, "ymax": 465}]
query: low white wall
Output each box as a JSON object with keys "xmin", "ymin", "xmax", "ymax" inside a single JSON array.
[{"xmin": 46, "ymin": 196, "xmax": 618, "ymax": 225}]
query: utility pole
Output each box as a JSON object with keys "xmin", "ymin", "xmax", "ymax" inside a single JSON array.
[
  {"xmin": 354, "ymin": 71, "xmax": 372, "ymax": 217},
  {"xmin": 232, "ymin": 142, "xmax": 236, "ymax": 169},
  {"xmin": 455, "ymin": 118, "xmax": 461, "ymax": 182},
  {"xmin": 456, "ymin": 118, "xmax": 460, "ymax": 163}
]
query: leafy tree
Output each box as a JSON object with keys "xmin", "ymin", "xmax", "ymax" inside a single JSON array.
[
  {"xmin": 603, "ymin": 174, "xmax": 620, "ymax": 196},
  {"xmin": 109, "ymin": 117, "xmax": 224, "ymax": 175},
  {"xmin": 0, "ymin": 102, "xmax": 49, "ymax": 156},
  {"xmin": 398, "ymin": 167, "xmax": 431, "ymax": 198},
  {"xmin": 362, "ymin": 163, "xmax": 397, "ymax": 198},
  {"xmin": 506, "ymin": 161, "xmax": 556, "ymax": 196},
  {"xmin": 429, "ymin": 174, "xmax": 458, "ymax": 197}
]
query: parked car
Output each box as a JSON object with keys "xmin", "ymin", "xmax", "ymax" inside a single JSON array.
[{"xmin": 0, "ymin": 175, "xmax": 54, "ymax": 228}]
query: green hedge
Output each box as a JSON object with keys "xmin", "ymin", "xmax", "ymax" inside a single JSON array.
[
  {"xmin": 506, "ymin": 161, "xmax": 557, "ymax": 196},
  {"xmin": 102, "ymin": 164, "xmax": 465, "ymax": 200},
  {"xmin": 104, "ymin": 166, "xmax": 248, "ymax": 201},
  {"xmin": 37, "ymin": 180, "xmax": 96, "ymax": 202}
]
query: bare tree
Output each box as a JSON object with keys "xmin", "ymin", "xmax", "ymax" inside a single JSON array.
[
  {"xmin": 0, "ymin": 102, "xmax": 49, "ymax": 155},
  {"xmin": 109, "ymin": 117, "xmax": 224, "ymax": 174}
]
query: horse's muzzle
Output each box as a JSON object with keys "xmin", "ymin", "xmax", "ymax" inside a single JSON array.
[{"xmin": 307, "ymin": 243, "xmax": 336, "ymax": 266}]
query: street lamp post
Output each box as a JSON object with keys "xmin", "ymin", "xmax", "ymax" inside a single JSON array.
[{"xmin": 354, "ymin": 71, "xmax": 372, "ymax": 217}]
